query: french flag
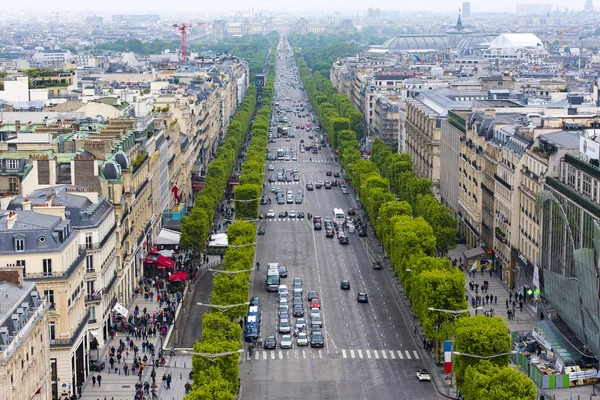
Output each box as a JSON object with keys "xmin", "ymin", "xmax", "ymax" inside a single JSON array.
[
  {"xmin": 444, "ymin": 341, "xmax": 453, "ymax": 373},
  {"xmin": 414, "ymin": 55, "xmax": 422, "ymax": 63}
]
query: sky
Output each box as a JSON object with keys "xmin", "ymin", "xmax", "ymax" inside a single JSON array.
[{"xmin": 2, "ymin": 0, "xmax": 589, "ymax": 14}]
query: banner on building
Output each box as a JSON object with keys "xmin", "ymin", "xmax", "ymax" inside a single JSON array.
[{"xmin": 113, "ymin": 302, "xmax": 129, "ymax": 318}]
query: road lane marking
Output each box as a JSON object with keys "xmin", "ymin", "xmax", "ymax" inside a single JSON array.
[
  {"xmin": 279, "ymin": 351, "xmax": 283, "ymax": 359},
  {"xmin": 294, "ymin": 350, "xmax": 299, "ymax": 359},
  {"xmin": 357, "ymin": 350, "xmax": 363, "ymax": 358},
  {"xmin": 405, "ymin": 350, "xmax": 412, "ymax": 359},
  {"xmin": 319, "ymin": 350, "xmax": 323, "ymax": 359},
  {"xmin": 366, "ymin": 350, "xmax": 371, "ymax": 358},
  {"xmin": 397, "ymin": 350, "xmax": 404, "ymax": 359},
  {"xmin": 263, "ymin": 352, "xmax": 267, "ymax": 360},
  {"xmin": 350, "ymin": 349, "xmax": 355, "ymax": 358},
  {"xmin": 413, "ymin": 351, "xmax": 420, "ymax": 359},
  {"xmin": 389, "ymin": 350, "xmax": 396, "ymax": 359},
  {"xmin": 373, "ymin": 350, "xmax": 379, "ymax": 359},
  {"xmin": 271, "ymin": 352, "xmax": 275, "ymax": 360},
  {"xmin": 381, "ymin": 350, "xmax": 388, "ymax": 359},
  {"xmin": 302, "ymin": 350, "xmax": 306, "ymax": 358}
]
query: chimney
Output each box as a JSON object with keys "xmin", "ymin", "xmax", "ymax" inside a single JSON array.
[
  {"xmin": 6, "ymin": 212, "xmax": 17, "ymax": 230},
  {"xmin": 22, "ymin": 198, "xmax": 31, "ymax": 211},
  {"xmin": 46, "ymin": 194, "xmax": 52, "ymax": 207}
]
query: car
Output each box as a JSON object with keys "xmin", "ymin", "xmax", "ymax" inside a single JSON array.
[
  {"xmin": 295, "ymin": 318, "xmax": 307, "ymax": 331},
  {"xmin": 295, "ymin": 197, "xmax": 303, "ymax": 204},
  {"xmin": 307, "ymin": 291, "xmax": 319, "ymax": 301},
  {"xmin": 279, "ymin": 266, "xmax": 288, "ymax": 278},
  {"xmin": 280, "ymin": 335, "xmax": 293, "ymax": 349},
  {"xmin": 287, "ymin": 195, "xmax": 294, "ymax": 203},
  {"xmin": 268, "ymin": 164, "xmax": 275, "ymax": 171},
  {"xmin": 306, "ymin": 183, "xmax": 314, "ymax": 191},
  {"xmin": 312, "ymin": 314, "xmax": 323, "ymax": 328},
  {"xmin": 324, "ymin": 182, "xmax": 332, "ymax": 189},
  {"xmin": 357, "ymin": 292, "xmax": 369, "ymax": 303},
  {"xmin": 278, "ymin": 211, "xmax": 288, "ymax": 218},
  {"xmin": 292, "ymin": 155, "xmax": 298, "ymax": 161},
  {"xmin": 347, "ymin": 208, "xmax": 356, "ymax": 215},
  {"xmin": 334, "ymin": 172, "xmax": 340, "ymax": 178},
  {"xmin": 417, "ymin": 369, "xmax": 431, "ymax": 381},
  {"xmin": 293, "ymin": 277, "xmax": 303, "ymax": 287},
  {"xmin": 293, "ymin": 304, "xmax": 305, "ymax": 317},
  {"xmin": 310, "ymin": 324, "xmax": 322, "ymax": 335},
  {"xmin": 89, "ymin": 360, "xmax": 105, "ymax": 372},
  {"xmin": 358, "ymin": 228, "xmax": 367, "ymax": 237},
  {"xmin": 269, "ymin": 175, "xmax": 276, "ymax": 183},
  {"xmin": 326, "ymin": 170, "xmax": 332, "ymax": 176},
  {"xmin": 314, "ymin": 222, "xmax": 322, "ymax": 230},
  {"xmin": 331, "ymin": 180, "xmax": 338, "ymax": 186},
  {"xmin": 310, "ymin": 332, "xmax": 325, "ymax": 348},
  {"xmin": 373, "ymin": 262, "xmax": 383, "ymax": 270},
  {"xmin": 347, "ymin": 224, "xmax": 355, "ymax": 234},
  {"xmin": 325, "ymin": 229, "xmax": 335, "ymax": 238},
  {"xmin": 277, "ymin": 197, "xmax": 285, "ymax": 204},
  {"xmin": 340, "ymin": 280, "xmax": 351, "ymax": 290},
  {"xmin": 310, "ymin": 298, "xmax": 321, "ymax": 309},
  {"xmin": 293, "ymin": 174, "xmax": 300, "ymax": 181},
  {"xmin": 258, "ymin": 227, "xmax": 265, "ymax": 235},
  {"xmin": 297, "ymin": 211, "xmax": 305, "ymax": 219},
  {"xmin": 267, "ymin": 210, "xmax": 275, "ymax": 218},
  {"xmin": 315, "ymin": 181, "xmax": 323, "ymax": 189},
  {"xmin": 279, "ymin": 310, "xmax": 290, "ymax": 320},
  {"xmin": 296, "ymin": 331, "xmax": 309, "ymax": 346},
  {"xmin": 264, "ymin": 335, "xmax": 277, "ymax": 350},
  {"xmin": 279, "ymin": 292, "xmax": 289, "ymax": 301},
  {"xmin": 250, "ymin": 296, "xmax": 260, "ymax": 306},
  {"xmin": 293, "ymin": 295, "xmax": 303, "ymax": 306},
  {"xmin": 338, "ymin": 233, "xmax": 349, "ymax": 244},
  {"xmin": 288, "ymin": 211, "xmax": 296, "ymax": 218},
  {"xmin": 310, "ymin": 307, "xmax": 321, "ymax": 319},
  {"xmin": 279, "ymin": 319, "xmax": 291, "ymax": 334},
  {"xmin": 341, "ymin": 187, "xmax": 349, "ymax": 194}
]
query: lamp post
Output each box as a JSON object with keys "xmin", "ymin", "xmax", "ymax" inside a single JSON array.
[
  {"xmin": 428, "ymin": 307, "xmax": 483, "ymax": 318},
  {"xmin": 452, "ymin": 350, "xmax": 517, "ymax": 359},
  {"xmin": 180, "ymin": 349, "xmax": 244, "ymax": 362},
  {"xmin": 196, "ymin": 302, "xmax": 250, "ymax": 313},
  {"xmin": 207, "ymin": 268, "xmax": 254, "ymax": 277}
]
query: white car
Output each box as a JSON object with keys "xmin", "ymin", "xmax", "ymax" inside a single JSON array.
[
  {"xmin": 280, "ymin": 335, "xmax": 293, "ymax": 349},
  {"xmin": 296, "ymin": 331, "xmax": 309, "ymax": 346},
  {"xmin": 310, "ymin": 308, "xmax": 321, "ymax": 320},
  {"xmin": 279, "ymin": 319, "xmax": 291, "ymax": 334},
  {"xmin": 288, "ymin": 211, "xmax": 296, "ymax": 218},
  {"xmin": 417, "ymin": 369, "xmax": 431, "ymax": 381},
  {"xmin": 267, "ymin": 210, "xmax": 275, "ymax": 218},
  {"xmin": 268, "ymin": 164, "xmax": 275, "ymax": 171}
]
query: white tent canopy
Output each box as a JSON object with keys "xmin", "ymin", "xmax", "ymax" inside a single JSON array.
[
  {"xmin": 156, "ymin": 228, "xmax": 181, "ymax": 245},
  {"xmin": 209, "ymin": 233, "xmax": 228, "ymax": 247},
  {"xmin": 489, "ymin": 33, "xmax": 543, "ymax": 49}
]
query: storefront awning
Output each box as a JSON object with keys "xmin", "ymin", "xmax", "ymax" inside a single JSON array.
[
  {"xmin": 168, "ymin": 271, "xmax": 188, "ymax": 282},
  {"xmin": 156, "ymin": 228, "xmax": 181, "ymax": 245},
  {"xmin": 464, "ymin": 247, "xmax": 493, "ymax": 260},
  {"xmin": 144, "ymin": 253, "xmax": 175, "ymax": 270}
]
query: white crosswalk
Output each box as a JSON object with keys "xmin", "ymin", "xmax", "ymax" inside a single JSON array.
[
  {"xmin": 270, "ymin": 160, "xmax": 331, "ymax": 163},
  {"xmin": 246, "ymin": 349, "xmax": 420, "ymax": 361},
  {"xmin": 263, "ymin": 218, "xmax": 305, "ymax": 222}
]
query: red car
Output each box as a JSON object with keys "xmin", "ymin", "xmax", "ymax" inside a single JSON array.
[
  {"xmin": 326, "ymin": 170, "xmax": 332, "ymax": 176},
  {"xmin": 310, "ymin": 298, "xmax": 321, "ymax": 309}
]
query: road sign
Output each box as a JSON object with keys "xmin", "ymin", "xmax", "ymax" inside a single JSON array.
[
  {"xmin": 255, "ymin": 75, "xmax": 265, "ymax": 87},
  {"xmin": 257, "ymin": 93, "xmax": 263, "ymax": 103}
]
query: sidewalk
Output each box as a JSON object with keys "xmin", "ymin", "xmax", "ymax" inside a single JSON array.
[
  {"xmin": 447, "ymin": 244, "xmax": 538, "ymax": 333},
  {"xmin": 81, "ymin": 292, "xmax": 193, "ymax": 400}
]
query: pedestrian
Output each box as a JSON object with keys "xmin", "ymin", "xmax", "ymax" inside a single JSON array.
[
  {"xmin": 509, "ymin": 291, "xmax": 513, "ymax": 301},
  {"xmin": 124, "ymin": 363, "xmax": 128, "ymax": 376},
  {"xmin": 506, "ymin": 298, "xmax": 509, "ymax": 308},
  {"xmin": 519, "ymin": 301, "xmax": 524, "ymax": 312},
  {"xmin": 494, "ymin": 295, "xmax": 498, "ymax": 304},
  {"xmin": 97, "ymin": 374, "xmax": 102, "ymax": 387},
  {"xmin": 92, "ymin": 375, "xmax": 96, "ymax": 387}
]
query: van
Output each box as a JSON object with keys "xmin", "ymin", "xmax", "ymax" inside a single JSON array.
[
  {"xmin": 248, "ymin": 305, "xmax": 261, "ymax": 320},
  {"xmin": 268, "ymin": 263, "xmax": 279, "ymax": 271}
]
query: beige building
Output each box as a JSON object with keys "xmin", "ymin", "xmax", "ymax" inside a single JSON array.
[
  {"xmin": 0, "ymin": 209, "xmax": 88, "ymax": 400},
  {"xmin": 0, "ymin": 268, "xmax": 51, "ymax": 400}
]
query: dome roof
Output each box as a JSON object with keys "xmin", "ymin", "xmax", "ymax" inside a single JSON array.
[
  {"xmin": 114, "ymin": 151, "xmax": 130, "ymax": 170},
  {"xmin": 103, "ymin": 161, "xmax": 121, "ymax": 180}
]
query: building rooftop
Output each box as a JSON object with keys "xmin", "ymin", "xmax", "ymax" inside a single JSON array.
[
  {"xmin": 0, "ymin": 280, "xmax": 36, "ymax": 326},
  {"xmin": 538, "ymin": 130, "xmax": 582, "ymax": 149}
]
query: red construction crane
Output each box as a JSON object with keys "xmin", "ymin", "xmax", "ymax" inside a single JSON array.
[{"xmin": 173, "ymin": 23, "xmax": 190, "ymax": 63}]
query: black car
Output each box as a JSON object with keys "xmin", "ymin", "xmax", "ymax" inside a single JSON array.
[
  {"xmin": 325, "ymin": 229, "xmax": 334, "ymax": 238},
  {"xmin": 279, "ymin": 211, "xmax": 288, "ymax": 218},
  {"xmin": 297, "ymin": 212, "xmax": 305, "ymax": 218},
  {"xmin": 314, "ymin": 222, "xmax": 322, "ymax": 230},
  {"xmin": 279, "ymin": 266, "xmax": 288, "ymax": 278},
  {"xmin": 331, "ymin": 180, "xmax": 338, "ymax": 187},
  {"xmin": 373, "ymin": 262, "xmax": 383, "ymax": 270},
  {"xmin": 334, "ymin": 172, "xmax": 340, "ymax": 178},
  {"xmin": 340, "ymin": 280, "xmax": 351, "ymax": 290},
  {"xmin": 357, "ymin": 228, "xmax": 367, "ymax": 237},
  {"xmin": 269, "ymin": 175, "xmax": 276, "ymax": 183},
  {"xmin": 250, "ymin": 296, "xmax": 260, "ymax": 306},
  {"xmin": 264, "ymin": 335, "xmax": 277, "ymax": 349},
  {"xmin": 338, "ymin": 234, "xmax": 349, "ymax": 244},
  {"xmin": 357, "ymin": 292, "xmax": 369, "ymax": 303},
  {"xmin": 293, "ymin": 304, "xmax": 305, "ymax": 317},
  {"xmin": 310, "ymin": 332, "xmax": 325, "ymax": 348},
  {"xmin": 90, "ymin": 360, "xmax": 105, "ymax": 372},
  {"xmin": 258, "ymin": 227, "xmax": 265, "ymax": 235},
  {"xmin": 307, "ymin": 291, "xmax": 319, "ymax": 301},
  {"xmin": 347, "ymin": 208, "xmax": 356, "ymax": 215}
]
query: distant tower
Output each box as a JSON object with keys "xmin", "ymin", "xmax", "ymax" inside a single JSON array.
[
  {"xmin": 584, "ymin": 0, "xmax": 594, "ymax": 11},
  {"xmin": 462, "ymin": 2, "xmax": 471, "ymax": 17}
]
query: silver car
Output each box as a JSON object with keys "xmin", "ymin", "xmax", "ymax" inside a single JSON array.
[{"xmin": 280, "ymin": 335, "xmax": 293, "ymax": 349}]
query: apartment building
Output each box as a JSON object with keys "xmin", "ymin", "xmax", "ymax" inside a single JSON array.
[
  {"xmin": 371, "ymin": 92, "xmax": 400, "ymax": 147},
  {"xmin": 0, "ymin": 269, "xmax": 51, "ymax": 400},
  {"xmin": 0, "ymin": 209, "xmax": 88, "ymax": 399},
  {"xmin": 440, "ymin": 111, "xmax": 468, "ymax": 218}
]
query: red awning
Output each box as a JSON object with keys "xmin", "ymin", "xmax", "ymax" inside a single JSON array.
[
  {"xmin": 168, "ymin": 271, "xmax": 188, "ymax": 282},
  {"xmin": 144, "ymin": 253, "xmax": 175, "ymax": 270},
  {"xmin": 192, "ymin": 183, "xmax": 205, "ymax": 189}
]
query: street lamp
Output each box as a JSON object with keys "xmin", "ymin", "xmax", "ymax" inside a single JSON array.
[
  {"xmin": 428, "ymin": 307, "xmax": 483, "ymax": 319},
  {"xmin": 180, "ymin": 349, "xmax": 244, "ymax": 362},
  {"xmin": 207, "ymin": 268, "xmax": 254, "ymax": 277},
  {"xmin": 196, "ymin": 302, "xmax": 250, "ymax": 312},
  {"xmin": 452, "ymin": 350, "xmax": 517, "ymax": 359}
]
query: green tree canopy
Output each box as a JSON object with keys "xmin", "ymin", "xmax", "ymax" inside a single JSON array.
[{"xmin": 462, "ymin": 360, "xmax": 537, "ymax": 400}]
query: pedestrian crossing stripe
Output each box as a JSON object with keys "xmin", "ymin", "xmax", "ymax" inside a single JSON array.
[
  {"xmin": 263, "ymin": 218, "xmax": 306, "ymax": 222},
  {"xmin": 246, "ymin": 349, "xmax": 420, "ymax": 361}
]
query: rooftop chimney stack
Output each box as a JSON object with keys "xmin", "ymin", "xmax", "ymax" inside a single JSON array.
[
  {"xmin": 6, "ymin": 212, "xmax": 17, "ymax": 230},
  {"xmin": 22, "ymin": 198, "xmax": 31, "ymax": 211}
]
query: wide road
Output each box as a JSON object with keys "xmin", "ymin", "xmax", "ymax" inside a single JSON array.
[{"xmin": 239, "ymin": 38, "xmax": 440, "ymax": 400}]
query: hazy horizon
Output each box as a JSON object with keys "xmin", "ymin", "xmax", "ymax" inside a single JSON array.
[{"xmin": 0, "ymin": 0, "xmax": 592, "ymax": 15}]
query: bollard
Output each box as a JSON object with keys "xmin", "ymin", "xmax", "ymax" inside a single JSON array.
[
  {"xmin": 174, "ymin": 361, "xmax": 176, "ymax": 368},
  {"xmin": 180, "ymin": 373, "xmax": 182, "ymax": 379}
]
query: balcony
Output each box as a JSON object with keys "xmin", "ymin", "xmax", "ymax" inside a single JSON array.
[
  {"xmin": 78, "ymin": 223, "xmax": 117, "ymax": 252},
  {"xmin": 85, "ymin": 294, "xmax": 102, "ymax": 304},
  {"xmin": 50, "ymin": 310, "xmax": 91, "ymax": 348},
  {"xmin": 24, "ymin": 250, "xmax": 86, "ymax": 281}
]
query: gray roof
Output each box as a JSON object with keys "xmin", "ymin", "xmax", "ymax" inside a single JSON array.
[
  {"xmin": 0, "ymin": 279, "xmax": 37, "ymax": 329},
  {"xmin": 0, "ymin": 210, "xmax": 75, "ymax": 255},
  {"xmin": 539, "ymin": 130, "xmax": 582, "ymax": 149},
  {"xmin": 8, "ymin": 185, "xmax": 113, "ymax": 229}
]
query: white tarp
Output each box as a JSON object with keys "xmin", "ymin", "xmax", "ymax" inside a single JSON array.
[
  {"xmin": 209, "ymin": 233, "xmax": 228, "ymax": 247},
  {"xmin": 156, "ymin": 228, "xmax": 181, "ymax": 245},
  {"xmin": 158, "ymin": 249, "xmax": 175, "ymax": 258},
  {"xmin": 113, "ymin": 302, "xmax": 129, "ymax": 318}
]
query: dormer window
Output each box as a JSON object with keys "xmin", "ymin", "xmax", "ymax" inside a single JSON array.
[
  {"xmin": 15, "ymin": 238, "xmax": 24, "ymax": 252},
  {"xmin": 6, "ymin": 160, "xmax": 19, "ymax": 170}
]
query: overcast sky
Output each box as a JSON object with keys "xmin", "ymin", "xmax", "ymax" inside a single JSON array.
[{"xmin": 2, "ymin": 0, "xmax": 588, "ymax": 14}]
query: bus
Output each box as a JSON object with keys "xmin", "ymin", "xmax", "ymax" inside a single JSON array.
[
  {"xmin": 267, "ymin": 269, "xmax": 281, "ymax": 292},
  {"xmin": 277, "ymin": 149, "xmax": 285, "ymax": 160},
  {"xmin": 281, "ymin": 127, "xmax": 288, "ymax": 137},
  {"xmin": 333, "ymin": 208, "xmax": 345, "ymax": 226}
]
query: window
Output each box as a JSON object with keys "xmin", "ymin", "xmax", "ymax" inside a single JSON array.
[
  {"xmin": 15, "ymin": 238, "xmax": 24, "ymax": 252},
  {"xmin": 6, "ymin": 159, "xmax": 19, "ymax": 169},
  {"xmin": 42, "ymin": 259, "xmax": 52, "ymax": 277},
  {"xmin": 8, "ymin": 177, "xmax": 18, "ymax": 192},
  {"xmin": 44, "ymin": 290, "xmax": 55, "ymax": 309},
  {"xmin": 86, "ymin": 255, "xmax": 94, "ymax": 272},
  {"xmin": 85, "ymin": 233, "xmax": 93, "ymax": 249},
  {"xmin": 48, "ymin": 322, "xmax": 55, "ymax": 341},
  {"xmin": 16, "ymin": 260, "xmax": 26, "ymax": 275}
]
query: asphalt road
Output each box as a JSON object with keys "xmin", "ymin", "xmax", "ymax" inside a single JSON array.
[{"xmin": 239, "ymin": 39, "xmax": 440, "ymax": 400}]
